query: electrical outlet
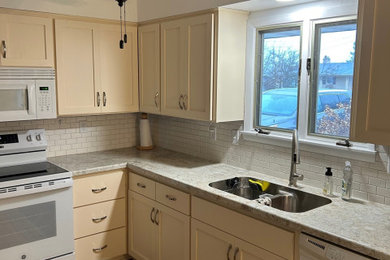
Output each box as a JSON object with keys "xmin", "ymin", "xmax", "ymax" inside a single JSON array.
[
  {"xmin": 209, "ymin": 124, "xmax": 217, "ymax": 141},
  {"xmin": 79, "ymin": 121, "xmax": 88, "ymax": 133}
]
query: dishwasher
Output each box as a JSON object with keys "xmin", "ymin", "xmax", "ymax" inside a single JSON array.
[{"xmin": 299, "ymin": 233, "xmax": 373, "ymax": 260}]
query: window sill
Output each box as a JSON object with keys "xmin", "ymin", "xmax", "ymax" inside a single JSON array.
[{"xmin": 241, "ymin": 130, "xmax": 376, "ymax": 163}]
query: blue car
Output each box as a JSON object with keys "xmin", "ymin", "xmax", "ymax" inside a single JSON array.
[{"xmin": 260, "ymin": 88, "xmax": 352, "ymax": 130}]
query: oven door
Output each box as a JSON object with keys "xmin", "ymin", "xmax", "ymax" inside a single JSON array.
[
  {"xmin": 0, "ymin": 184, "xmax": 74, "ymax": 260},
  {"xmin": 0, "ymin": 80, "xmax": 37, "ymax": 122}
]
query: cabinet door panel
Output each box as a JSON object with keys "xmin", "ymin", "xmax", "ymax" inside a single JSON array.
[
  {"xmin": 55, "ymin": 19, "xmax": 100, "ymax": 115},
  {"xmin": 185, "ymin": 14, "xmax": 213, "ymax": 121},
  {"xmin": 157, "ymin": 202, "xmax": 190, "ymax": 260},
  {"xmin": 128, "ymin": 191, "xmax": 157, "ymax": 260},
  {"xmin": 139, "ymin": 24, "xmax": 161, "ymax": 114},
  {"xmin": 237, "ymin": 238, "xmax": 284, "ymax": 260},
  {"xmin": 191, "ymin": 219, "xmax": 233, "ymax": 260},
  {"xmin": 161, "ymin": 20, "xmax": 186, "ymax": 117},
  {"xmin": 0, "ymin": 14, "xmax": 54, "ymax": 67},
  {"xmin": 97, "ymin": 24, "xmax": 138, "ymax": 113}
]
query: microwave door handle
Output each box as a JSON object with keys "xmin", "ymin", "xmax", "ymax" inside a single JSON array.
[{"xmin": 27, "ymin": 84, "xmax": 36, "ymax": 115}]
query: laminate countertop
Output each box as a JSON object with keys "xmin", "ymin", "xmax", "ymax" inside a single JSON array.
[{"xmin": 49, "ymin": 147, "xmax": 390, "ymax": 260}]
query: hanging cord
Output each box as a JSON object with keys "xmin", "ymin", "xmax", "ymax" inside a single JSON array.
[
  {"xmin": 124, "ymin": 0, "xmax": 127, "ymax": 43},
  {"xmin": 119, "ymin": 4, "xmax": 124, "ymax": 49}
]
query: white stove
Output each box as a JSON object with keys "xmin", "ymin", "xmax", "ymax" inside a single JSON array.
[{"xmin": 0, "ymin": 129, "xmax": 74, "ymax": 260}]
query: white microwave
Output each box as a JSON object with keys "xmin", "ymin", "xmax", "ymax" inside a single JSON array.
[{"xmin": 0, "ymin": 68, "xmax": 57, "ymax": 122}]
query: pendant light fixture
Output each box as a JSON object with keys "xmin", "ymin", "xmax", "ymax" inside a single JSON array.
[{"xmin": 115, "ymin": 0, "xmax": 127, "ymax": 49}]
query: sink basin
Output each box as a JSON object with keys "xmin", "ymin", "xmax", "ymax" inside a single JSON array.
[{"xmin": 209, "ymin": 177, "xmax": 331, "ymax": 213}]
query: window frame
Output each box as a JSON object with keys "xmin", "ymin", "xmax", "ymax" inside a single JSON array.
[
  {"xmin": 243, "ymin": 14, "xmax": 376, "ymax": 163},
  {"xmin": 253, "ymin": 23, "xmax": 303, "ymax": 132}
]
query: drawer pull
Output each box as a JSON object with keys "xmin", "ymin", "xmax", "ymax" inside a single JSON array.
[
  {"xmin": 91, "ymin": 187, "xmax": 107, "ymax": 193},
  {"xmin": 233, "ymin": 247, "xmax": 239, "ymax": 260},
  {"xmin": 154, "ymin": 209, "xmax": 159, "ymax": 225},
  {"xmin": 227, "ymin": 244, "xmax": 232, "ymax": 260},
  {"xmin": 92, "ymin": 244, "xmax": 108, "ymax": 253},
  {"xmin": 165, "ymin": 194, "xmax": 177, "ymax": 201},
  {"xmin": 92, "ymin": 216, "xmax": 107, "ymax": 223},
  {"xmin": 137, "ymin": 183, "xmax": 146, "ymax": 189},
  {"xmin": 150, "ymin": 207, "xmax": 155, "ymax": 223}
]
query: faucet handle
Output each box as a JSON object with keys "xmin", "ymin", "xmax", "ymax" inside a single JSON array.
[{"xmin": 295, "ymin": 173, "xmax": 304, "ymax": 181}]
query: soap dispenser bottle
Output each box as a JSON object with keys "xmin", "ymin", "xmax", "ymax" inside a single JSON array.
[{"xmin": 323, "ymin": 167, "xmax": 333, "ymax": 196}]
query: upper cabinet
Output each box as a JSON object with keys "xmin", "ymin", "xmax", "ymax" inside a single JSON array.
[
  {"xmin": 0, "ymin": 14, "xmax": 54, "ymax": 67},
  {"xmin": 139, "ymin": 9, "xmax": 248, "ymax": 122},
  {"xmin": 350, "ymin": 0, "xmax": 390, "ymax": 145},
  {"xmin": 139, "ymin": 24, "xmax": 161, "ymax": 114},
  {"xmin": 55, "ymin": 19, "xmax": 138, "ymax": 116}
]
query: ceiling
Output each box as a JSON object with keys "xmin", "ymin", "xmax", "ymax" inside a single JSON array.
[{"xmin": 223, "ymin": 0, "xmax": 323, "ymax": 12}]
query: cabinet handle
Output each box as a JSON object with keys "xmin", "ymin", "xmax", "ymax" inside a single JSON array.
[
  {"xmin": 103, "ymin": 92, "xmax": 107, "ymax": 107},
  {"xmin": 154, "ymin": 92, "xmax": 159, "ymax": 108},
  {"xmin": 154, "ymin": 209, "xmax": 159, "ymax": 225},
  {"xmin": 91, "ymin": 187, "xmax": 107, "ymax": 193},
  {"xmin": 150, "ymin": 208, "xmax": 155, "ymax": 223},
  {"xmin": 1, "ymin": 41, "xmax": 6, "ymax": 59},
  {"xmin": 227, "ymin": 244, "xmax": 232, "ymax": 260},
  {"xmin": 97, "ymin": 92, "xmax": 101, "ymax": 107},
  {"xmin": 165, "ymin": 194, "xmax": 177, "ymax": 201},
  {"xmin": 136, "ymin": 182, "xmax": 146, "ymax": 189},
  {"xmin": 92, "ymin": 216, "xmax": 107, "ymax": 223},
  {"xmin": 183, "ymin": 94, "xmax": 188, "ymax": 110},
  {"xmin": 233, "ymin": 247, "xmax": 239, "ymax": 260},
  {"xmin": 179, "ymin": 94, "xmax": 184, "ymax": 110},
  {"xmin": 92, "ymin": 244, "xmax": 107, "ymax": 253}
]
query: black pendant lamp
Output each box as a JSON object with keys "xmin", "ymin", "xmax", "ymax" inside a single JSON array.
[{"xmin": 115, "ymin": 0, "xmax": 127, "ymax": 49}]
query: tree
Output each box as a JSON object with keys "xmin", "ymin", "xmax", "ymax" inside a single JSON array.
[
  {"xmin": 347, "ymin": 42, "xmax": 356, "ymax": 63},
  {"xmin": 262, "ymin": 47, "xmax": 300, "ymax": 91}
]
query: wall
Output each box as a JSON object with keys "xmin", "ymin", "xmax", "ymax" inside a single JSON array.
[
  {"xmin": 0, "ymin": 113, "xmax": 137, "ymax": 157},
  {"xmin": 0, "ymin": 0, "xmax": 138, "ymax": 21},
  {"xmin": 150, "ymin": 115, "xmax": 390, "ymax": 205}
]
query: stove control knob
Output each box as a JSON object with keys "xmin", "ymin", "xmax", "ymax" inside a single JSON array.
[
  {"xmin": 36, "ymin": 134, "xmax": 41, "ymax": 141},
  {"xmin": 26, "ymin": 135, "xmax": 32, "ymax": 142}
]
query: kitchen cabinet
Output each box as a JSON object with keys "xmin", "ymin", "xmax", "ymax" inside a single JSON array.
[
  {"xmin": 55, "ymin": 19, "xmax": 138, "ymax": 116},
  {"xmin": 140, "ymin": 9, "xmax": 248, "ymax": 122},
  {"xmin": 350, "ymin": 0, "xmax": 390, "ymax": 145},
  {"xmin": 128, "ymin": 173, "xmax": 190, "ymax": 260},
  {"xmin": 192, "ymin": 196, "xmax": 295, "ymax": 260},
  {"xmin": 191, "ymin": 219, "xmax": 284, "ymax": 260},
  {"xmin": 72, "ymin": 169, "xmax": 127, "ymax": 260},
  {"xmin": 139, "ymin": 23, "xmax": 161, "ymax": 114},
  {"xmin": 0, "ymin": 13, "xmax": 54, "ymax": 67}
]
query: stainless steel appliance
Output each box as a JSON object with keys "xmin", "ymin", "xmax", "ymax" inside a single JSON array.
[
  {"xmin": 0, "ymin": 129, "xmax": 74, "ymax": 260},
  {"xmin": 300, "ymin": 233, "xmax": 371, "ymax": 260},
  {"xmin": 0, "ymin": 68, "xmax": 57, "ymax": 122}
]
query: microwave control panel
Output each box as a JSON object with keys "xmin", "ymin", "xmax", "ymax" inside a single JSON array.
[{"xmin": 36, "ymin": 80, "xmax": 56, "ymax": 119}]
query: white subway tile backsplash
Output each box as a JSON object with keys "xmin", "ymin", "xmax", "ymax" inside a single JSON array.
[
  {"xmin": 150, "ymin": 114, "xmax": 390, "ymax": 205},
  {"xmin": 0, "ymin": 113, "xmax": 137, "ymax": 157}
]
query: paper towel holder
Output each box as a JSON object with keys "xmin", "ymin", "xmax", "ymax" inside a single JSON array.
[{"xmin": 136, "ymin": 113, "xmax": 154, "ymax": 151}]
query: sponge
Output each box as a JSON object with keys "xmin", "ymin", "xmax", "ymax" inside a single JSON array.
[{"xmin": 249, "ymin": 179, "xmax": 270, "ymax": 192}]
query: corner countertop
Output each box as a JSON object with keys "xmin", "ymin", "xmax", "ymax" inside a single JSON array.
[{"xmin": 49, "ymin": 147, "xmax": 390, "ymax": 260}]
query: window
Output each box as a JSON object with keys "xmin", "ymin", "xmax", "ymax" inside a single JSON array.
[
  {"xmin": 254, "ymin": 19, "xmax": 356, "ymax": 140},
  {"xmin": 255, "ymin": 27, "xmax": 301, "ymax": 130}
]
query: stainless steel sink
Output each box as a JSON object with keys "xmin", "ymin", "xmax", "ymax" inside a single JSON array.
[{"xmin": 209, "ymin": 177, "xmax": 331, "ymax": 213}]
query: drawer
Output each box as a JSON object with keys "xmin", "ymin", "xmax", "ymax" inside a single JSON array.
[
  {"xmin": 74, "ymin": 198, "xmax": 126, "ymax": 239},
  {"xmin": 129, "ymin": 172, "xmax": 155, "ymax": 199},
  {"xmin": 192, "ymin": 197, "xmax": 295, "ymax": 260},
  {"xmin": 74, "ymin": 227, "xmax": 126, "ymax": 260},
  {"xmin": 73, "ymin": 169, "xmax": 126, "ymax": 207},
  {"xmin": 156, "ymin": 182, "xmax": 190, "ymax": 215}
]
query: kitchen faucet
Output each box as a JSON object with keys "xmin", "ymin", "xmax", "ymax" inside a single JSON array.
[{"xmin": 289, "ymin": 129, "xmax": 304, "ymax": 186}]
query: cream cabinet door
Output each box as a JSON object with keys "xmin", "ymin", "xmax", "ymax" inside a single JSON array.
[
  {"xmin": 191, "ymin": 218, "xmax": 234, "ymax": 260},
  {"xmin": 350, "ymin": 0, "xmax": 390, "ymax": 145},
  {"xmin": 0, "ymin": 14, "xmax": 54, "ymax": 67},
  {"xmin": 183, "ymin": 14, "xmax": 214, "ymax": 121},
  {"xmin": 55, "ymin": 19, "xmax": 101, "ymax": 115},
  {"xmin": 139, "ymin": 23, "xmax": 161, "ymax": 114},
  {"xmin": 96, "ymin": 24, "xmax": 139, "ymax": 113},
  {"xmin": 161, "ymin": 19, "xmax": 187, "ymax": 117},
  {"xmin": 156, "ymin": 202, "xmax": 190, "ymax": 260},
  {"xmin": 128, "ymin": 191, "xmax": 157, "ymax": 260}
]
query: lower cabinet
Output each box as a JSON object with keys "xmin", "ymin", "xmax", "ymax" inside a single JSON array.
[
  {"xmin": 128, "ymin": 190, "xmax": 190, "ymax": 260},
  {"xmin": 191, "ymin": 219, "xmax": 284, "ymax": 260}
]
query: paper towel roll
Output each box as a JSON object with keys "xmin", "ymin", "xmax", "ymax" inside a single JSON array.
[{"xmin": 139, "ymin": 117, "xmax": 153, "ymax": 148}]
